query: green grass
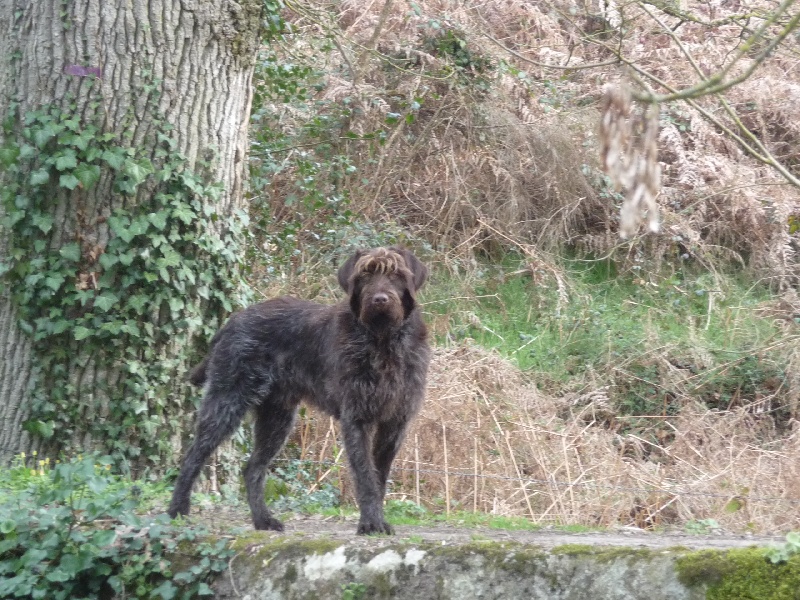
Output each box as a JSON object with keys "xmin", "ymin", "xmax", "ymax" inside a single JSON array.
[
  {"xmin": 384, "ymin": 500, "xmax": 540, "ymax": 530},
  {"xmin": 423, "ymin": 254, "xmax": 791, "ymax": 418}
]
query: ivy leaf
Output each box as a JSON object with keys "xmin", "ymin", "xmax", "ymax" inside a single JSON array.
[
  {"xmin": 99, "ymin": 253, "xmax": 119, "ymax": 269},
  {"xmin": 120, "ymin": 321, "xmax": 141, "ymax": 337},
  {"xmin": 44, "ymin": 274, "xmax": 65, "ymax": 291},
  {"xmin": 74, "ymin": 163, "xmax": 101, "ymax": 189},
  {"xmin": 24, "ymin": 419, "xmax": 55, "ymax": 438},
  {"xmin": 32, "ymin": 213, "xmax": 54, "ymax": 233},
  {"xmin": 169, "ymin": 297, "xmax": 185, "ymax": 313},
  {"xmin": 51, "ymin": 320, "xmax": 71, "ymax": 334},
  {"xmin": 0, "ymin": 520, "xmax": 15, "ymax": 534},
  {"xmin": 102, "ymin": 148, "xmax": 126, "ymax": 170},
  {"xmin": 92, "ymin": 529, "xmax": 116, "ymax": 547},
  {"xmin": 128, "ymin": 216, "xmax": 150, "ymax": 237},
  {"xmin": 0, "ymin": 145, "xmax": 20, "ymax": 167},
  {"xmin": 18, "ymin": 143, "xmax": 37, "ymax": 160},
  {"xmin": 61, "ymin": 117, "xmax": 80, "ymax": 132},
  {"xmin": 126, "ymin": 295, "xmax": 148, "ymax": 314},
  {"xmin": 101, "ymin": 321, "xmax": 123, "ymax": 335},
  {"xmin": 94, "ymin": 293, "xmax": 119, "ymax": 312},
  {"xmin": 158, "ymin": 245, "xmax": 182, "ymax": 268},
  {"xmin": 148, "ymin": 211, "xmax": 168, "ymax": 231},
  {"xmin": 46, "ymin": 570, "xmax": 71, "ymax": 583},
  {"xmin": 172, "ymin": 204, "xmax": 196, "ymax": 225},
  {"xmin": 180, "ymin": 267, "xmax": 196, "ymax": 285},
  {"xmin": 72, "ymin": 130, "xmax": 94, "ymax": 152},
  {"xmin": 4, "ymin": 209, "xmax": 26, "ymax": 227},
  {"xmin": 73, "ymin": 326, "xmax": 93, "ymax": 340},
  {"xmin": 32, "ymin": 121, "xmax": 59, "ymax": 148},
  {"xmin": 25, "ymin": 272, "xmax": 44, "ymax": 286},
  {"xmin": 30, "ymin": 168, "xmax": 50, "ymax": 186},
  {"xmin": 123, "ymin": 158, "xmax": 154, "ymax": 185},
  {"xmin": 108, "ymin": 214, "xmax": 138, "ymax": 243},
  {"xmin": 59, "ymin": 173, "xmax": 81, "ymax": 190},
  {"xmin": 54, "ymin": 149, "xmax": 78, "ymax": 171},
  {"xmin": 151, "ymin": 581, "xmax": 178, "ymax": 600},
  {"xmin": 59, "ymin": 243, "xmax": 81, "ymax": 263}
]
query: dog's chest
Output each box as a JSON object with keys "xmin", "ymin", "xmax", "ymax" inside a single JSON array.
[{"xmin": 343, "ymin": 349, "xmax": 415, "ymax": 419}]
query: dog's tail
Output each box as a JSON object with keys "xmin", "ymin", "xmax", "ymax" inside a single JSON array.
[
  {"xmin": 188, "ymin": 328, "xmax": 225, "ymax": 387},
  {"xmin": 187, "ymin": 356, "xmax": 210, "ymax": 387}
]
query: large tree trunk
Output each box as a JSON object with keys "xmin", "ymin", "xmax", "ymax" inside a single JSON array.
[{"xmin": 0, "ymin": 0, "xmax": 261, "ymax": 468}]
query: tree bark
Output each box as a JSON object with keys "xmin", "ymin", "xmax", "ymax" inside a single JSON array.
[{"xmin": 0, "ymin": 0, "xmax": 261, "ymax": 465}]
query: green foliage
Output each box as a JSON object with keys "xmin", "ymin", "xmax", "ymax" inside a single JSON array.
[
  {"xmin": 0, "ymin": 100, "xmax": 248, "ymax": 467},
  {"xmin": 341, "ymin": 581, "xmax": 367, "ymax": 600},
  {"xmin": 684, "ymin": 518, "xmax": 721, "ymax": 534},
  {"xmin": 262, "ymin": 0, "xmax": 288, "ymax": 41},
  {"xmin": 384, "ymin": 499, "xmax": 430, "ymax": 524},
  {"xmin": 421, "ymin": 24, "xmax": 492, "ymax": 83},
  {"xmin": 248, "ymin": 44, "xmax": 430, "ymax": 274},
  {"xmin": 767, "ymin": 532, "xmax": 800, "ymax": 564},
  {"xmin": 382, "ymin": 500, "xmax": 539, "ymax": 531},
  {"xmin": 248, "ymin": 48, "xmax": 360, "ymax": 269},
  {"xmin": 264, "ymin": 459, "xmax": 341, "ymax": 514},
  {"xmin": 427, "ymin": 254, "xmax": 793, "ymax": 424},
  {"xmin": 0, "ymin": 454, "xmax": 233, "ymax": 599}
]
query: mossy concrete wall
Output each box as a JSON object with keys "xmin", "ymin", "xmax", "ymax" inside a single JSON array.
[{"xmin": 212, "ymin": 536, "xmax": 769, "ymax": 599}]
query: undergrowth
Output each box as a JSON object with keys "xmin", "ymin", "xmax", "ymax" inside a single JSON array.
[
  {"xmin": 0, "ymin": 454, "xmax": 233, "ymax": 599},
  {"xmin": 425, "ymin": 253, "xmax": 795, "ymax": 425}
]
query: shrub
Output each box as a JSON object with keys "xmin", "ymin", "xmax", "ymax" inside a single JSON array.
[{"xmin": 0, "ymin": 454, "xmax": 232, "ymax": 599}]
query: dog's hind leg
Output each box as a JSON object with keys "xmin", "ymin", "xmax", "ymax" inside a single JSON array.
[
  {"xmin": 168, "ymin": 390, "xmax": 249, "ymax": 519},
  {"xmin": 244, "ymin": 402, "xmax": 298, "ymax": 531}
]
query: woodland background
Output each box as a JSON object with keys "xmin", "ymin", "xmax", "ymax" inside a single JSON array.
[
  {"xmin": 2, "ymin": 0, "xmax": 800, "ymax": 537},
  {"xmin": 241, "ymin": 0, "xmax": 800, "ymax": 534}
]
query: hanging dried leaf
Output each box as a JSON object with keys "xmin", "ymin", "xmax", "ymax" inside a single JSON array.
[{"xmin": 600, "ymin": 84, "xmax": 661, "ymax": 238}]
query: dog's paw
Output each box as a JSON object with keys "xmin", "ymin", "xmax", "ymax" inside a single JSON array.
[
  {"xmin": 357, "ymin": 519, "xmax": 395, "ymax": 536},
  {"xmin": 254, "ymin": 516, "xmax": 285, "ymax": 531},
  {"xmin": 167, "ymin": 502, "xmax": 190, "ymax": 519}
]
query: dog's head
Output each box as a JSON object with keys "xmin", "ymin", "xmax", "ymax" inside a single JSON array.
[{"xmin": 337, "ymin": 247, "xmax": 428, "ymax": 331}]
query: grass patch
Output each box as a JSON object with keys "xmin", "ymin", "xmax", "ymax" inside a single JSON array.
[
  {"xmin": 383, "ymin": 500, "xmax": 540, "ymax": 530},
  {"xmin": 424, "ymin": 254, "xmax": 792, "ymax": 420}
]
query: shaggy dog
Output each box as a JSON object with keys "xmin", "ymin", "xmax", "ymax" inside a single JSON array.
[{"xmin": 168, "ymin": 247, "xmax": 430, "ymax": 534}]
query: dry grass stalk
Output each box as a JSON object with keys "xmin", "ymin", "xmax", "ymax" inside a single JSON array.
[
  {"xmin": 261, "ymin": 0, "xmax": 799, "ymax": 286},
  {"xmin": 252, "ymin": 0, "xmax": 800, "ymax": 529},
  {"xmin": 280, "ymin": 342, "xmax": 800, "ymax": 533}
]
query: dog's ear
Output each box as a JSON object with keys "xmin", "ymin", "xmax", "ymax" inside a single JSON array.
[
  {"xmin": 391, "ymin": 246, "xmax": 428, "ymax": 291},
  {"xmin": 337, "ymin": 249, "xmax": 365, "ymax": 291}
]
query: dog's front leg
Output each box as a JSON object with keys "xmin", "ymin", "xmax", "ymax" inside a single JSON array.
[{"xmin": 342, "ymin": 419, "xmax": 393, "ymax": 535}]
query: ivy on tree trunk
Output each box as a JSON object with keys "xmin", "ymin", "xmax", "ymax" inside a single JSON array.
[{"xmin": 0, "ymin": 0, "xmax": 263, "ymax": 471}]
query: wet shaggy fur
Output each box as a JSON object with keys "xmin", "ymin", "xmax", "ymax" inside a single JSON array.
[{"xmin": 167, "ymin": 247, "xmax": 430, "ymax": 535}]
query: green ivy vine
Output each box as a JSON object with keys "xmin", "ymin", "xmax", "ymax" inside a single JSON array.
[{"xmin": 0, "ymin": 99, "xmax": 249, "ymax": 470}]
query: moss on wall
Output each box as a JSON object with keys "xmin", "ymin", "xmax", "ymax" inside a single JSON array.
[{"xmin": 676, "ymin": 547, "xmax": 800, "ymax": 599}]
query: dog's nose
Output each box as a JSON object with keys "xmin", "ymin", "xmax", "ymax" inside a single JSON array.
[{"xmin": 372, "ymin": 293, "xmax": 389, "ymax": 305}]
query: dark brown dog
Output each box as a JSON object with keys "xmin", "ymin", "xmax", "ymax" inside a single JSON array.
[{"xmin": 168, "ymin": 247, "xmax": 430, "ymax": 534}]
